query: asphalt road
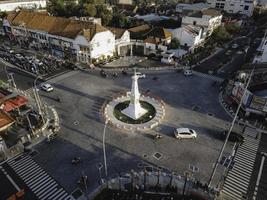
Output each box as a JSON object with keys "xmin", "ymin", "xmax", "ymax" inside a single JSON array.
[{"xmin": 18, "ymin": 68, "xmax": 234, "ymax": 195}]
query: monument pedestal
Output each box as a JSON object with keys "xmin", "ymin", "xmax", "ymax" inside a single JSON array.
[{"xmin": 122, "ymin": 103, "xmax": 147, "ymax": 120}]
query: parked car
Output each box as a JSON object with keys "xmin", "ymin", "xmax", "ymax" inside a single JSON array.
[
  {"xmin": 232, "ymin": 44, "xmax": 239, "ymax": 49},
  {"xmin": 40, "ymin": 83, "xmax": 54, "ymax": 92},
  {"xmin": 15, "ymin": 53, "xmax": 24, "ymax": 59},
  {"xmin": 174, "ymin": 128, "xmax": 197, "ymax": 139}
]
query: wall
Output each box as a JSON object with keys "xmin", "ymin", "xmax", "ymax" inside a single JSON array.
[
  {"xmin": 0, "ymin": 0, "xmax": 46, "ymax": 11},
  {"xmin": 207, "ymin": 0, "xmax": 254, "ymax": 16},
  {"xmin": 90, "ymin": 31, "xmax": 115, "ymax": 59}
]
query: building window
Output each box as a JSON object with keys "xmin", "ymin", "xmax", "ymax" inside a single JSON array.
[
  {"xmin": 193, "ymin": 21, "xmax": 196, "ymax": 25},
  {"xmin": 107, "ymin": 39, "xmax": 111, "ymax": 43},
  {"xmin": 244, "ymin": 5, "xmax": 249, "ymax": 10},
  {"xmin": 240, "ymin": 5, "xmax": 243, "ymax": 6}
]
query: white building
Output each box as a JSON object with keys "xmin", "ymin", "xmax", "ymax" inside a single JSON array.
[
  {"xmin": 3, "ymin": 11, "xmax": 116, "ymax": 64},
  {"xmin": 106, "ymin": 27, "xmax": 131, "ymax": 56},
  {"xmin": 207, "ymin": 0, "xmax": 256, "ymax": 16},
  {"xmin": 254, "ymin": 31, "xmax": 267, "ymax": 63},
  {"xmin": 0, "ymin": 0, "xmax": 46, "ymax": 11},
  {"xmin": 182, "ymin": 8, "xmax": 222, "ymax": 36},
  {"xmin": 118, "ymin": 0, "xmax": 133, "ymax": 5},
  {"xmin": 168, "ymin": 25, "xmax": 205, "ymax": 51}
]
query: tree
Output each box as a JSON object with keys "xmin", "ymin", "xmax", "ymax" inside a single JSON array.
[
  {"xmin": 0, "ymin": 11, "xmax": 8, "ymax": 19},
  {"xmin": 225, "ymin": 23, "xmax": 240, "ymax": 34},
  {"xmin": 83, "ymin": 3, "xmax": 96, "ymax": 17},
  {"xmin": 211, "ymin": 26, "xmax": 231, "ymax": 42},
  {"xmin": 96, "ymin": 4, "xmax": 112, "ymax": 25},
  {"xmin": 170, "ymin": 38, "xmax": 180, "ymax": 49},
  {"xmin": 47, "ymin": 0, "xmax": 66, "ymax": 16}
]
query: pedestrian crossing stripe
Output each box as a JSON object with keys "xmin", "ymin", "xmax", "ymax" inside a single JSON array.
[
  {"xmin": 221, "ymin": 127, "xmax": 260, "ymax": 200},
  {"xmin": 7, "ymin": 154, "xmax": 74, "ymax": 200}
]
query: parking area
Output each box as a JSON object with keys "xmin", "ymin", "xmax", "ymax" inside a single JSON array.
[
  {"xmin": 0, "ymin": 44, "xmax": 74, "ymax": 80},
  {"xmin": 24, "ymin": 69, "xmax": 235, "ymax": 194}
]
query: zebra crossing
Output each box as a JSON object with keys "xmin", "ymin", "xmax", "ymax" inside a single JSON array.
[
  {"xmin": 192, "ymin": 70, "xmax": 224, "ymax": 82},
  {"xmin": 221, "ymin": 127, "xmax": 260, "ymax": 200},
  {"xmin": 7, "ymin": 154, "xmax": 74, "ymax": 200}
]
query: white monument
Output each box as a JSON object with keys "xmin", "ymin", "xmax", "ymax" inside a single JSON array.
[{"xmin": 122, "ymin": 70, "xmax": 147, "ymax": 120}]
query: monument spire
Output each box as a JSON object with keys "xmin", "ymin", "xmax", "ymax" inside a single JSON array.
[{"xmin": 122, "ymin": 69, "xmax": 147, "ymax": 119}]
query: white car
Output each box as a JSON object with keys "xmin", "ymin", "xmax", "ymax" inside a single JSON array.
[
  {"xmin": 15, "ymin": 54, "xmax": 23, "ymax": 59},
  {"xmin": 40, "ymin": 83, "xmax": 53, "ymax": 92},
  {"xmin": 174, "ymin": 128, "xmax": 197, "ymax": 139},
  {"xmin": 232, "ymin": 44, "xmax": 239, "ymax": 49},
  {"xmin": 184, "ymin": 69, "xmax": 193, "ymax": 76}
]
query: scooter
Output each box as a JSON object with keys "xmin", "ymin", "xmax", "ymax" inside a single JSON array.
[
  {"xmin": 77, "ymin": 175, "xmax": 88, "ymax": 185},
  {"xmin": 71, "ymin": 157, "xmax": 81, "ymax": 164},
  {"xmin": 154, "ymin": 134, "xmax": 163, "ymax": 139}
]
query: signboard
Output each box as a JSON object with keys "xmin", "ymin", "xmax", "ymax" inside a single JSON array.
[
  {"xmin": 250, "ymin": 96, "xmax": 267, "ymax": 111},
  {"xmin": 231, "ymin": 82, "xmax": 252, "ymax": 106}
]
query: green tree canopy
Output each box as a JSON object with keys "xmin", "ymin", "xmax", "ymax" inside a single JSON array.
[
  {"xmin": 211, "ymin": 26, "xmax": 231, "ymax": 42},
  {"xmin": 225, "ymin": 23, "xmax": 240, "ymax": 34},
  {"xmin": 96, "ymin": 4, "xmax": 112, "ymax": 25},
  {"xmin": 83, "ymin": 3, "xmax": 97, "ymax": 16},
  {"xmin": 170, "ymin": 38, "xmax": 180, "ymax": 49}
]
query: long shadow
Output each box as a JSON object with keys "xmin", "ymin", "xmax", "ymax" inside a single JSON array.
[
  {"xmin": 52, "ymin": 82, "xmax": 106, "ymax": 102},
  {"xmin": 83, "ymin": 113, "xmax": 101, "ymax": 123}
]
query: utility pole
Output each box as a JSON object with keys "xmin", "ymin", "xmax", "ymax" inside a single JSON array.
[{"xmin": 208, "ymin": 66, "xmax": 255, "ymax": 187}]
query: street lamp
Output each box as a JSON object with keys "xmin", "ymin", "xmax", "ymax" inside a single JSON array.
[
  {"xmin": 208, "ymin": 65, "xmax": 255, "ymax": 187},
  {"xmin": 96, "ymin": 163, "xmax": 103, "ymax": 184},
  {"xmin": 33, "ymin": 76, "xmax": 45, "ymax": 124},
  {"xmin": 102, "ymin": 120, "xmax": 108, "ymax": 178}
]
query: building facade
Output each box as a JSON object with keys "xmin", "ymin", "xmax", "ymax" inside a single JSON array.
[
  {"xmin": 3, "ymin": 11, "xmax": 116, "ymax": 64},
  {"xmin": 207, "ymin": 0, "xmax": 255, "ymax": 16},
  {"xmin": 0, "ymin": 0, "xmax": 46, "ymax": 12},
  {"xmin": 182, "ymin": 8, "xmax": 222, "ymax": 36},
  {"xmin": 106, "ymin": 27, "xmax": 131, "ymax": 56},
  {"xmin": 254, "ymin": 31, "xmax": 267, "ymax": 63},
  {"xmin": 168, "ymin": 25, "xmax": 205, "ymax": 51}
]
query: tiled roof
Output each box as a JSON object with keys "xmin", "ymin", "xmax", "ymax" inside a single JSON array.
[
  {"xmin": 183, "ymin": 25, "xmax": 202, "ymax": 36},
  {"xmin": 144, "ymin": 37, "xmax": 161, "ymax": 45},
  {"xmin": 0, "ymin": 110, "xmax": 14, "ymax": 132},
  {"xmin": 202, "ymin": 8, "xmax": 221, "ymax": 17},
  {"xmin": 105, "ymin": 26, "xmax": 126, "ymax": 39},
  {"xmin": 7, "ymin": 10, "xmax": 108, "ymax": 40},
  {"xmin": 128, "ymin": 24, "xmax": 151, "ymax": 33},
  {"xmin": 145, "ymin": 27, "xmax": 172, "ymax": 39},
  {"xmin": 189, "ymin": 8, "xmax": 221, "ymax": 18}
]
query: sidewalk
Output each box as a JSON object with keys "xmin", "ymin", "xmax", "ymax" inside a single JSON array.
[{"xmin": 89, "ymin": 170, "xmax": 216, "ymax": 200}]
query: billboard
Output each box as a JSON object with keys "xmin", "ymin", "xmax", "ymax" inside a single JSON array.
[
  {"xmin": 250, "ymin": 96, "xmax": 267, "ymax": 112},
  {"xmin": 231, "ymin": 82, "xmax": 253, "ymax": 107}
]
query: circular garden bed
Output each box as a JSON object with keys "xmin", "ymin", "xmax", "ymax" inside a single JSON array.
[{"xmin": 114, "ymin": 100, "xmax": 156, "ymax": 124}]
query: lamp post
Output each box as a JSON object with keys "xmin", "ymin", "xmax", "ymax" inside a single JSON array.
[
  {"xmin": 33, "ymin": 76, "xmax": 44, "ymax": 124},
  {"xmin": 8, "ymin": 72, "xmax": 16, "ymax": 89},
  {"xmin": 102, "ymin": 120, "xmax": 108, "ymax": 178},
  {"xmin": 96, "ymin": 163, "xmax": 103, "ymax": 184},
  {"xmin": 182, "ymin": 172, "xmax": 189, "ymax": 198},
  {"xmin": 208, "ymin": 66, "xmax": 255, "ymax": 187}
]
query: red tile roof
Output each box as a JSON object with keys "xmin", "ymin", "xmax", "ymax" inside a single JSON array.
[
  {"xmin": 7, "ymin": 10, "xmax": 108, "ymax": 40},
  {"xmin": 0, "ymin": 110, "xmax": 14, "ymax": 132}
]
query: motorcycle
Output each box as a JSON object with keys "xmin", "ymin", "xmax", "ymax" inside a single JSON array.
[{"xmin": 71, "ymin": 157, "xmax": 81, "ymax": 164}]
